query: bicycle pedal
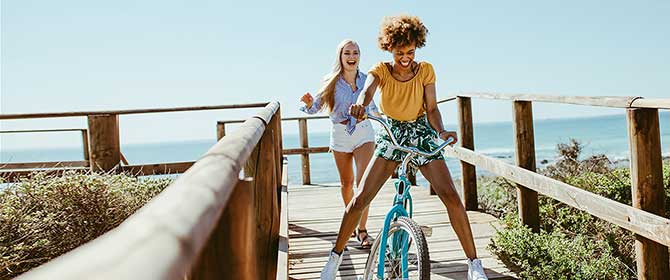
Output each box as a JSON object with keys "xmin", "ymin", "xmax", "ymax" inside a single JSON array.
[{"xmin": 420, "ymin": 225, "xmax": 433, "ymax": 237}]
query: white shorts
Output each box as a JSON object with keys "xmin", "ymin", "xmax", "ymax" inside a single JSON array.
[{"xmin": 330, "ymin": 119, "xmax": 376, "ymax": 153}]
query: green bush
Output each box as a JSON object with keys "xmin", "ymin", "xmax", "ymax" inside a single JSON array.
[
  {"xmin": 481, "ymin": 139, "xmax": 670, "ymax": 279},
  {"xmin": 491, "ymin": 216, "xmax": 631, "ymax": 280},
  {"xmin": 0, "ymin": 172, "xmax": 171, "ymax": 279}
]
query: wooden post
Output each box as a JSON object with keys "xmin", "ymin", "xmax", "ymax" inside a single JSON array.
[
  {"xmin": 81, "ymin": 129, "xmax": 89, "ymax": 162},
  {"xmin": 245, "ymin": 120, "xmax": 280, "ymax": 280},
  {"xmin": 299, "ymin": 118, "xmax": 311, "ymax": 185},
  {"xmin": 512, "ymin": 101, "xmax": 540, "ymax": 233},
  {"xmin": 627, "ymin": 108, "xmax": 669, "ymax": 279},
  {"xmin": 272, "ymin": 108, "xmax": 284, "ymax": 193},
  {"xmin": 217, "ymin": 122, "xmax": 226, "ymax": 140},
  {"xmin": 87, "ymin": 114, "xmax": 120, "ymax": 172},
  {"xmin": 458, "ymin": 97, "xmax": 478, "ymax": 209},
  {"xmin": 190, "ymin": 179, "xmax": 256, "ymax": 280}
]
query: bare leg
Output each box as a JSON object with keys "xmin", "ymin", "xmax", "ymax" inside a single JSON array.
[
  {"xmin": 419, "ymin": 159, "xmax": 477, "ymax": 259},
  {"xmin": 332, "ymin": 151, "xmax": 355, "ymax": 208},
  {"xmin": 351, "ymin": 142, "xmax": 375, "ymax": 230},
  {"xmin": 333, "ymin": 156, "xmax": 398, "ymax": 252}
]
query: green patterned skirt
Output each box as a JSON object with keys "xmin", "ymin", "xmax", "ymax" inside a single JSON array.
[{"xmin": 375, "ymin": 114, "xmax": 445, "ymax": 167}]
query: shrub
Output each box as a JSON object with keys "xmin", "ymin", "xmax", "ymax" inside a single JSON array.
[
  {"xmin": 0, "ymin": 172, "xmax": 171, "ymax": 279},
  {"xmin": 481, "ymin": 139, "xmax": 670, "ymax": 279}
]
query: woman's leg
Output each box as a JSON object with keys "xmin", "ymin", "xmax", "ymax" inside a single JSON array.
[
  {"xmin": 332, "ymin": 151, "xmax": 355, "ymax": 207},
  {"xmin": 351, "ymin": 142, "xmax": 375, "ymax": 230},
  {"xmin": 419, "ymin": 159, "xmax": 477, "ymax": 259},
  {"xmin": 333, "ymin": 156, "xmax": 398, "ymax": 252}
]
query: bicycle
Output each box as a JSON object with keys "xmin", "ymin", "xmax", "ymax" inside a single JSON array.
[{"xmin": 362, "ymin": 115, "xmax": 455, "ymax": 280}]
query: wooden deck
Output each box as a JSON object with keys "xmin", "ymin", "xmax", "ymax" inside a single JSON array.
[{"xmin": 287, "ymin": 180, "xmax": 517, "ymax": 279}]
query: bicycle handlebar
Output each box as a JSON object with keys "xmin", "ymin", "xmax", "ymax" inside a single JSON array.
[{"xmin": 366, "ymin": 115, "xmax": 455, "ymax": 158}]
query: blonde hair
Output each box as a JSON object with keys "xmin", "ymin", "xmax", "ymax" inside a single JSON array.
[{"xmin": 315, "ymin": 39, "xmax": 359, "ymax": 113}]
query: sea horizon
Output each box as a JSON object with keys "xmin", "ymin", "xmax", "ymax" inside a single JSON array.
[{"xmin": 2, "ymin": 111, "xmax": 669, "ymax": 187}]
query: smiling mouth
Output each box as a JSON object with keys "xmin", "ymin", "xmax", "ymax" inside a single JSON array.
[
  {"xmin": 346, "ymin": 60, "xmax": 356, "ymax": 66},
  {"xmin": 400, "ymin": 60, "xmax": 410, "ymax": 67}
]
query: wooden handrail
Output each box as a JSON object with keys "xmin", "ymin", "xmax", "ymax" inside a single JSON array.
[
  {"xmin": 437, "ymin": 93, "xmax": 670, "ymax": 109},
  {"xmin": 18, "ymin": 101, "xmax": 282, "ymax": 280},
  {"xmin": 444, "ymin": 145, "xmax": 670, "ymax": 247},
  {"xmin": 0, "ymin": 128, "xmax": 86, "ymax": 133},
  {"xmin": 0, "ymin": 161, "xmax": 89, "ymax": 170},
  {"xmin": 0, "ymin": 103, "xmax": 269, "ymax": 120},
  {"xmin": 442, "ymin": 94, "xmax": 670, "ymax": 278}
]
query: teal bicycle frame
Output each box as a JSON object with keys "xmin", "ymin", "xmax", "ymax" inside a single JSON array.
[
  {"xmin": 367, "ymin": 115, "xmax": 454, "ymax": 279},
  {"xmin": 376, "ymin": 173, "xmax": 413, "ymax": 278}
]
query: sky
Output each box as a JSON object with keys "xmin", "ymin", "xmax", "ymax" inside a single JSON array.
[{"xmin": 1, "ymin": 0, "xmax": 669, "ymax": 149}]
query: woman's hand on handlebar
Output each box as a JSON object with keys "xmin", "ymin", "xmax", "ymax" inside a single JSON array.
[
  {"xmin": 439, "ymin": 130, "xmax": 458, "ymax": 143},
  {"xmin": 349, "ymin": 104, "xmax": 366, "ymax": 120}
]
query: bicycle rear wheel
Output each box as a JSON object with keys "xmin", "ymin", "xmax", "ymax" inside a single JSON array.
[{"xmin": 363, "ymin": 216, "xmax": 430, "ymax": 279}]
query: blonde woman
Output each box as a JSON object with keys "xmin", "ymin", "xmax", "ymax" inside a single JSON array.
[{"xmin": 299, "ymin": 39, "xmax": 379, "ymax": 249}]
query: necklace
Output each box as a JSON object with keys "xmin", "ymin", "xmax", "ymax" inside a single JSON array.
[{"xmin": 343, "ymin": 71, "xmax": 358, "ymax": 91}]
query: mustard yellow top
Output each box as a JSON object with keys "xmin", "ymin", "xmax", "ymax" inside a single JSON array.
[{"xmin": 369, "ymin": 61, "xmax": 436, "ymax": 121}]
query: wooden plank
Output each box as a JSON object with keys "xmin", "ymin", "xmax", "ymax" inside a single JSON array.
[
  {"xmin": 299, "ymin": 118, "xmax": 311, "ymax": 185},
  {"xmin": 627, "ymin": 108, "xmax": 670, "ymax": 279},
  {"xmin": 81, "ymin": 129, "xmax": 90, "ymax": 161},
  {"xmin": 87, "ymin": 114, "xmax": 121, "ymax": 172},
  {"xmin": 458, "ymin": 92, "xmax": 637, "ymax": 108},
  {"xmin": 0, "ymin": 167, "xmax": 88, "ymax": 182},
  {"xmin": 0, "ymin": 160, "xmax": 89, "ymax": 170},
  {"xmin": 436, "ymin": 96, "xmax": 458, "ymax": 104},
  {"xmin": 17, "ymin": 102, "xmax": 280, "ymax": 280},
  {"xmin": 458, "ymin": 96, "xmax": 477, "ymax": 209},
  {"xmin": 0, "ymin": 103, "xmax": 270, "ymax": 120},
  {"xmin": 250, "ymin": 116, "xmax": 280, "ymax": 280},
  {"xmin": 513, "ymin": 101, "xmax": 540, "ymax": 232},
  {"xmin": 630, "ymin": 98, "xmax": 670, "ymax": 109},
  {"xmin": 284, "ymin": 147, "xmax": 329, "ymax": 155},
  {"xmin": 120, "ymin": 161, "xmax": 195, "ymax": 175},
  {"xmin": 443, "ymin": 145, "xmax": 670, "ymax": 247},
  {"xmin": 287, "ymin": 180, "xmax": 516, "ymax": 279},
  {"xmin": 277, "ymin": 159, "xmax": 290, "ymax": 280},
  {"xmin": 0, "ymin": 128, "xmax": 85, "ymax": 133},
  {"xmin": 218, "ymin": 115, "xmax": 331, "ymax": 125}
]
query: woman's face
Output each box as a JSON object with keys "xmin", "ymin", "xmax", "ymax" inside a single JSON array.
[
  {"xmin": 391, "ymin": 44, "xmax": 416, "ymax": 69},
  {"xmin": 340, "ymin": 42, "xmax": 360, "ymax": 72}
]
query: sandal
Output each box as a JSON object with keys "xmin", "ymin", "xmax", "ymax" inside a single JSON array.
[{"xmin": 356, "ymin": 229, "xmax": 374, "ymax": 249}]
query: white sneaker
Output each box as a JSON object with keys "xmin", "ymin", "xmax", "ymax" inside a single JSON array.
[
  {"xmin": 320, "ymin": 250, "xmax": 344, "ymax": 280},
  {"xmin": 467, "ymin": 258, "xmax": 488, "ymax": 280}
]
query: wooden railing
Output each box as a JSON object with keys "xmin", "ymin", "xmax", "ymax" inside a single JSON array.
[
  {"xmin": 0, "ymin": 103, "xmax": 268, "ymax": 181},
  {"xmin": 439, "ymin": 93, "xmax": 669, "ymax": 279},
  {"xmin": 15, "ymin": 101, "xmax": 286, "ymax": 280},
  {"xmin": 0, "ymin": 128, "xmax": 90, "ymax": 170},
  {"xmin": 218, "ymin": 115, "xmax": 331, "ymax": 185}
]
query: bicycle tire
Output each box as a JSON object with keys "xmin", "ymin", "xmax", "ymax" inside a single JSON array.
[{"xmin": 362, "ymin": 216, "xmax": 430, "ymax": 279}]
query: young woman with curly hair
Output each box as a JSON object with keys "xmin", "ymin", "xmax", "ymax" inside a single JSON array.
[
  {"xmin": 320, "ymin": 16, "xmax": 488, "ymax": 280},
  {"xmin": 299, "ymin": 39, "xmax": 379, "ymax": 249}
]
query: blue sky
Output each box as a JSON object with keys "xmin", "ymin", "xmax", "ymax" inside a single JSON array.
[{"xmin": 1, "ymin": 0, "xmax": 669, "ymax": 149}]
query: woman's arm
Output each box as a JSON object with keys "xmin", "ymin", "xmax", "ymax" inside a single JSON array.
[
  {"xmin": 424, "ymin": 84, "xmax": 458, "ymax": 142},
  {"xmin": 299, "ymin": 92, "xmax": 322, "ymax": 114},
  {"xmin": 350, "ymin": 74, "xmax": 379, "ymax": 119}
]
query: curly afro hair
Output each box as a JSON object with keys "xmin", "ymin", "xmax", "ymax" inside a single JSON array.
[{"xmin": 378, "ymin": 15, "xmax": 429, "ymax": 51}]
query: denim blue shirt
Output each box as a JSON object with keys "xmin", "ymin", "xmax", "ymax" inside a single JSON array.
[{"xmin": 300, "ymin": 71, "xmax": 379, "ymax": 134}]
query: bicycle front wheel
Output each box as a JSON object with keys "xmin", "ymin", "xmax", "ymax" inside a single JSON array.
[{"xmin": 363, "ymin": 216, "xmax": 430, "ymax": 279}]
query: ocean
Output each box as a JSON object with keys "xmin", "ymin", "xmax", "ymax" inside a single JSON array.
[{"xmin": 2, "ymin": 112, "xmax": 669, "ymax": 187}]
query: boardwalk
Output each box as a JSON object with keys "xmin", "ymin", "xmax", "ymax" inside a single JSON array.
[{"xmin": 288, "ymin": 180, "xmax": 517, "ymax": 279}]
